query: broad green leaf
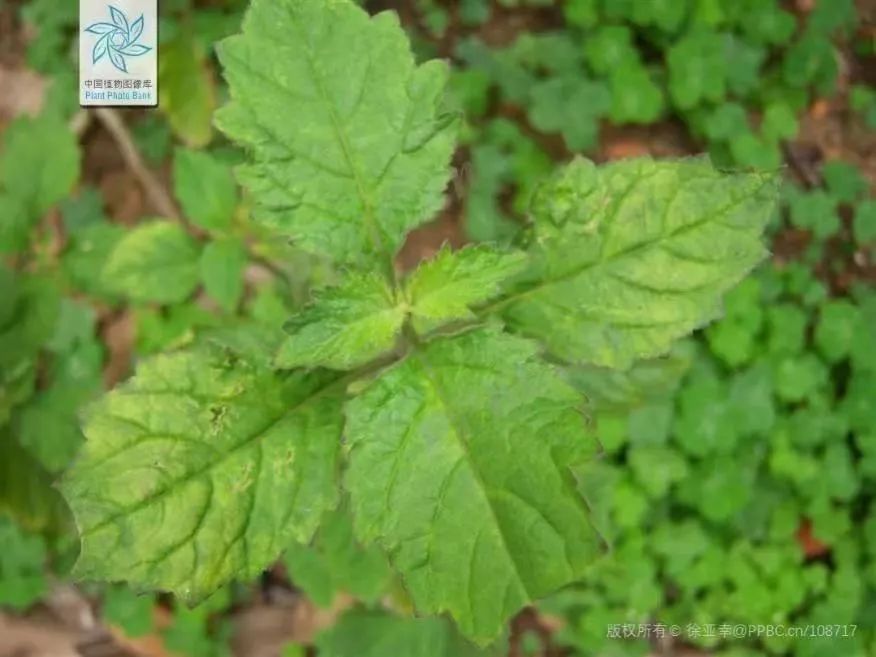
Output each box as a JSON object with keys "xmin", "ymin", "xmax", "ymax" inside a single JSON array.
[
  {"xmin": 0, "ymin": 113, "xmax": 80, "ymax": 217},
  {"xmin": 345, "ymin": 328, "xmax": 602, "ymax": 643},
  {"xmin": 404, "ymin": 245, "xmax": 527, "ymax": 334},
  {"xmin": 174, "ymin": 148, "xmax": 239, "ymax": 231},
  {"xmin": 200, "ymin": 237, "xmax": 248, "ymax": 312},
  {"xmin": 102, "ymin": 220, "xmax": 201, "ymax": 304},
  {"xmin": 216, "ymin": 0, "xmax": 457, "ymax": 267},
  {"xmin": 283, "ymin": 504, "xmax": 390, "ymax": 607},
  {"xmin": 203, "ymin": 319, "xmax": 286, "ymax": 371},
  {"xmin": 275, "ymin": 273, "xmax": 405, "ymax": 370},
  {"xmin": 499, "ymin": 157, "xmax": 779, "ymax": 369},
  {"xmin": 60, "ymin": 347, "xmax": 343, "ymax": 601},
  {"xmin": 316, "ymin": 610, "xmax": 504, "ymax": 657},
  {"xmin": 159, "ymin": 33, "xmax": 216, "ymax": 147}
]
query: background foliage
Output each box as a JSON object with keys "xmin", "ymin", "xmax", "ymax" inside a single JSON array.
[{"xmin": 0, "ymin": 0, "xmax": 874, "ymax": 655}]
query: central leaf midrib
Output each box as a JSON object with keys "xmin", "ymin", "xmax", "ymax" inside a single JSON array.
[
  {"xmin": 412, "ymin": 350, "xmax": 533, "ymax": 603},
  {"xmin": 488, "ymin": 175, "xmax": 773, "ymax": 314},
  {"xmin": 287, "ymin": 8, "xmax": 390, "ymax": 268}
]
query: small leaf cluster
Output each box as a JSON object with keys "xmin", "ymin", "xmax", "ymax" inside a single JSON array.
[
  {"xmin": 440, "ymin": 0, "xmax": 866, "ymax": 240},
  {"xmin": 0, "ymin": 113, "xmax": 95, "ymax": 539},
  {"xmin": 783, "ymin": 160, "xmax": 876, "ymax": 257},
  {"xmin": 541, "ymin": 216, "xmax": 876, "ymax": 656},
  {"xmin": 102, "ymin": 148, "xmax": 245, "ymax": 311}
]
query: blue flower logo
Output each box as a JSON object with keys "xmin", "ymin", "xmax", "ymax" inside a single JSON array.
[{"xmin": 84, "ymin": 5, "xmax": 152, "ymax": 74}]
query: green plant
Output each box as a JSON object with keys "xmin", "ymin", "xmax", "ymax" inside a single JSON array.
[
  {"xmin": 544, "ymin": 275, "xmax": 876, "ymax": 657},
  {"xmin": 56, "ymin": 0, "xmax": 779, "ymax": 648},
  {"xmin": 536, "ymin": 156, "xmax": 876, "ymax": 657},
  {"xmin": 448, "ymin": 0, "xmax": 863, "ymax": 242}
]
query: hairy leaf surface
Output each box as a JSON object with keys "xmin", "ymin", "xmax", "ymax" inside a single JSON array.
[
  {"xmin": 61, "ymin": 348, "xmax": 343, "ymax": 601},
  {"xmin": 276, "ymin": 273, "xmax": 405, "ymax": 370},
  {"xmin": 500, "ymin": 157, "xmax": 779, "ymax": 369},
  {"xmin": 405, "ymin": 245, "xmax": 527, "ymax": 334},
  {"xmin": 345, "ymin": 328, "xmax": 602, "ymax": 643},
  {"xmin": 216, "ymin": 0, "xmax": 457, "ymax": 267}
]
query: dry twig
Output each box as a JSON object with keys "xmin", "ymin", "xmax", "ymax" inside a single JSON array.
[{"xmin": 90, "ymin": 107, "xmax": 180, "ymax": 220}]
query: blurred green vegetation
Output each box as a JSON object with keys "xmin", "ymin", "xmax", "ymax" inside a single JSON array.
[{"xmin": 1, "ymin": 0, "xmax": 874, "ymax": 655}]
